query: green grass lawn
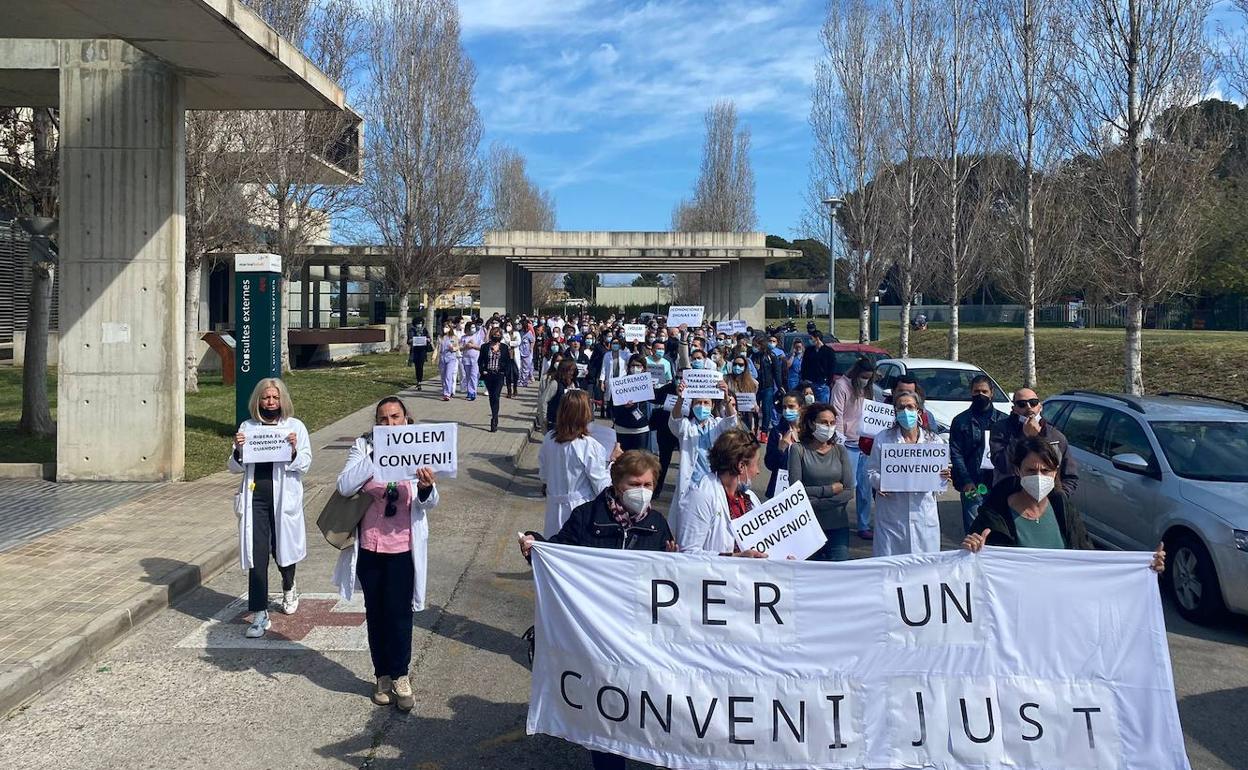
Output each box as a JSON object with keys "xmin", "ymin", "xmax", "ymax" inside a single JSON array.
[
  {"xmin": 2, "ymin": 352, "xmax": 417, "ymax": 480},
  {"xmin": 772, "ymin": 318, "xmax": 1248, "ymax": 401}
]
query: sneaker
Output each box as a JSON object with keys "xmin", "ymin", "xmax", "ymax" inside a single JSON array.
[
  {"xmin": 245, "ymin": 610, "xmax": 271, "ymax": 638},
  {"xmin": 281, "ymin": 584, "xmax": 299, "ymax": 615},
  {"xmin": 372, "ymin": 676, "xmax": 393, "ymax": 706},
  {"xmin": 393, "ymin": 675, "xmax": 415, "ymax": 712},
  {"xmin": 858, "ymin": 529, "xmax": 874, "ymax": 540}
]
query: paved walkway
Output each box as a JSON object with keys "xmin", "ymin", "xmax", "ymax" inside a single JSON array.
[
  {"xmin": 0, "ymin": 373, "xmax": 535, "ymax": 714},
  {"xmin": 0, "ymin": 480, "xmax": 165, "ymax": 553}
]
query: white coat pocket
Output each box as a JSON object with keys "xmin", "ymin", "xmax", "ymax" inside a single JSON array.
[{"xmin": 233, "ymin": 492, "xmax": 245, "ymax": 519}]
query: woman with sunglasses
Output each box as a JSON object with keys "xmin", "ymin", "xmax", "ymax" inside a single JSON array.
[
  {"xmin": 333, "ymin": 396, "xmax": 440, "ymax": 712},
  {"xmin": 725, "ymin": 353, "xmax": 760, "ymax": 436}
]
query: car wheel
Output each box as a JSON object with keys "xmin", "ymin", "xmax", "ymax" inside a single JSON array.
[{"xmin": 1165, "ymin": 533, "xmax": 1225, "ymax": 624}]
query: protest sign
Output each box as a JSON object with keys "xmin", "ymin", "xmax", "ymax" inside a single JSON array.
[
  {"xmin": 879, "ymin": 442, "xmax": 950, "ymax": 493},
  {"xmin": 681, "ymin": 369, "xmax": 724, "ymax": 399},
  {"xmin": 859, "ymin": 399, "xmax": 895, "ymax": 438},
  {"xmin": 774, "ymin": 468, "xmax": 789, "ymax": 491},
  {"xmin": 372, "ymin": 423, "xmax": 457, "ymax": 480},
  {"xmin": 662, "ymin": 394, "xmax": 691, "ymax": 417},
  {"xmin": 646, "ymin": 360, "xmax": 668, "ymax": 384},
  {"xmin": 981, "ymin": 430, "xmax": 994, "ymax": 470},
  {"xmin": 528, "ymin": 543, "xmax": 1187, "ymax": 770},
  {"xmin": 576, "ymin": 363, "xmax": 588, "ymax": 378},
  {"xmin": 729, "ymin": 481, "xmax": 825, "ymax": 561},
  {"xmin": 241, "ymin": 425, "xmax": 290, "ymax": 464},
  {"xmin": 610, "ymin": 372, "xmax": 655, "ymax": 404},
  {"xmin": 589, "ymin": 423, "xmax": 616, "ymax": 455},
  {"xmin": 734, "ymin": 391, "xmax": 757, "ymax": 412},
  {"xmin": 667, "ymin": 305, "xmax": 705, "ymax": 327},
  {"xmin": 623, "ymin": 324, "xmax": 646, "ymax": 342},
  {"xmin": 715, "ymin": 320, "xmax": 738, "ymax": 334},
  {"xmin": 732, "ymin": 319, "xmax": 749, "ymax": 333}
]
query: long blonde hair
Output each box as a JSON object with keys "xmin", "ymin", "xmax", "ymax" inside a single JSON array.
[{"xmin": 248, "ymin": 377, "xmax": 293, "ymax": 422}]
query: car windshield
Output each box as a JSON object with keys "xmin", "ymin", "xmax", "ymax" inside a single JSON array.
[
  {"xmin": 833, "ymin": 351, "xmax": 883, "ymax": 375},
  {"xmin": 1150, "ymin": 421, "xmax": 1248, "ymax": 482},
  {"xmin": 905, "ymin": 368, "xmax": 1008, "ymax": 402}
]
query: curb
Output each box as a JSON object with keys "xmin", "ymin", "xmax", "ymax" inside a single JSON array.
[
  {"xmin": 0, "ymin": 463, "xmax": 54, "ymax": 480},
  {"xmin": 0, "ymin": 536, "xmax": 237, "ymax": 717}
]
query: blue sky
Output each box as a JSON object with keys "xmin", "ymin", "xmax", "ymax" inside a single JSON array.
[{"xmin": 458, "ymin": 0, "xmax": 826, "ymax": 238}]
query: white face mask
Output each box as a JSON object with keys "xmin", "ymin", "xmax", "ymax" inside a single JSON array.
[
  {"xmin": 1020, "ymin": 474, "xmax": 1054, "ymax": 501},
  {"xmin": 813, "ymin": 424, "xmax": 836, "ymax": 444},
  {"xmin": 621, "ymin": 486, "xmax": 652, "ymax": 515}
]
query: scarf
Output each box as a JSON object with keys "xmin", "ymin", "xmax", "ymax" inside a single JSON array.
[{"xmin": 605, "ymin": 488, "xmax": 648, "ymax": 529}]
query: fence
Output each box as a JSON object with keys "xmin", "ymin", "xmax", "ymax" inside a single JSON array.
[{"xmin": 877, "ymin": 300, "xmax": 1248, "ymax": 332}]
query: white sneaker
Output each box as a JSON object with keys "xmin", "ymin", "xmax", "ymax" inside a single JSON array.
[
  {"xmin": 281, "ymin": 584, "xmax": 299, "ymax": 615},
  {"xmin": 245, "ymin": 610, "xmax": 271, "ymax": 638}
]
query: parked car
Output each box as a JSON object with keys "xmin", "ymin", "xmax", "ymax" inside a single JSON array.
[
  {"xmin": 872, "ymin": 358, "xmax": 1011, "ymax": 431},
  {"xmin": 1041, "ymin": 391, "xmax": 1248, "ymax": 623},
  {"xmin": 779, "ymin": 333, "xmax": 887, "ymax": 382}
]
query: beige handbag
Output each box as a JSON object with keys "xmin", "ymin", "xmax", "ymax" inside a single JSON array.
[{"xmin": 316, "ymin": 491, "xmax": 372, "ymax": 550}]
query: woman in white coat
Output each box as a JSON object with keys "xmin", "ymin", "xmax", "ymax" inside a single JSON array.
[
  {"xmin": 537, "ymin": 390, "xmax": 619, "ymax": 537},
  {"xmin": 667, "ymin": 370, "xmax": 739, "ymax": 530},
  {"xmin": 677, "ymin": 428, "xmax": 768, "ymax": 558},
  {"xmin": 867, "ymin": 391, "xmax": 952, "ymax": 557},
  {"xmin": 333, "ymin": 396, "xmax": 439, "ymax": 711},
  {"xmin": 228, "ymin": 378, "xmax": 311, "ymax": 639}
]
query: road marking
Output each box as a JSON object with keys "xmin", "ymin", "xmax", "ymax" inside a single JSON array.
[{"xmin": 175, "ymin": 592, "xmax": 370, "ymax": 651}]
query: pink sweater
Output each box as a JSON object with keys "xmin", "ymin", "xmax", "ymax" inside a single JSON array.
[{"xmin": 830, "ymin": 377, "xmax": 865, "ymax": 445}]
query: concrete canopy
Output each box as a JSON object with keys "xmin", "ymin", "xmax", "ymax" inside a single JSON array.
[{"xmin": 475, "ymin": 230, "xmax": 799, "ymax": 273}]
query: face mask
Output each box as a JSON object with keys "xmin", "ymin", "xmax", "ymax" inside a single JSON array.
[
  {"xmin": 621, "ymin": 486, "xmax": 653, "ymax": 515},
  {"xmin": 897, "ymin": 408, "xmax": 919, "ymax": 430},
  {"xmin": 586, "ymin": 338, "xmax": 595, "ymax": 345},
  {"xmin": 804, "ymin": 394, "xmax": 815, "ymax": 405},
  {"xmin": 783, "ymin": 408, "xmax": 799, "ymax": 422},
  {"xmin": 691, "ymin": 359, "xmax": 705, "ymax": 369},
  {"xmin": 612, "ymin": 344, "xmax": 621, "ymax": 352},
  {"xmin": 793, "ymin": 349, "xmax": 803, "ymax": 357},
  {"xmin": 630, "ymin": 366, "xmax": 644, "ymax": 374},
  {"xmin": 732, "ymin": 365, "xmax": 745, "ymax": 375},
  {"xmin": 259, "ymin": 405, "xmax": 281, "ymax": 421},
  {"xmin": 551, "ymin": 345, "xmax": 561, "ymax": 353},
  {"xmin": 737, "ymin": 468, "xmax": 753, "ymax": 492},
  {"xmin": 692, "ymin": 405, "xmax": 712, "ymax": 422},
  {"xmin": 1021, "ymin": 474, "xmax": 1054, "ymax": 501},
  {"xmin": 506, "ymin": 326, "xmax": 513, "ymax": 332},
  {"xmin": 972, "ymin": 394, "xmax": 992, "ymax": 411},
  {"xmin": 491, "ymin": 335, "xmax": 502, "ymax": 343},
  {"xmin": 814, "ymin": 424, "xmax": 836, "ymax": 443}
]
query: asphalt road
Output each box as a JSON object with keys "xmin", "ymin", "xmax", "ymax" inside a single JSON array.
[{"xmin": 1, "ymin": 432, "xmax": 1245, "ymax": 769}]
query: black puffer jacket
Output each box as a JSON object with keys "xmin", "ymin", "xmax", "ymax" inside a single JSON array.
[
  {"xmin": 970, "ymin": 477, "xmax": 1093, "ymax": 550},
  {"xmin": 527, "ymin": 489, "xmax": 674, "ymax": 552}
]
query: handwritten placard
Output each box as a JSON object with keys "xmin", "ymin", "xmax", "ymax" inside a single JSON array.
[{"xmin": 241, "ymin": 426, "xmax": 290, "ymax": 464}]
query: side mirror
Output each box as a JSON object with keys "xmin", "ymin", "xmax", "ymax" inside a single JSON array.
[{"xmin": 1111, "ymin": 453, "xmax": 1153, "ymax": 476}]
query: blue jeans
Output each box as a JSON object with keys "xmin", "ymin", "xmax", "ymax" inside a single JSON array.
[
  {"xmin": 814, "ymin": 384, "xmax": 831, "ymax": 404},
  {"xmin": 809, "ymin": 527, "xmax": 850, "ymax": 561},
  {"xmin": 845, "ymin": 444, "xmax": 872, "ymax": 532},
  {"xmin": 758, "ymin": 387, "xmax": 776, "ymax": 431},
  {"xmin": 961, "ymin": 494, "xmax": 983, "ymax": 535}
]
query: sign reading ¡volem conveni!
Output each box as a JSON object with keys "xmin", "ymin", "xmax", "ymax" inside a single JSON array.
[{"xmin": 234, "ymin": 253, "xmax": 283, "ymax": 428}]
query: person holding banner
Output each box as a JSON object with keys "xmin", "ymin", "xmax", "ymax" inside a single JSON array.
[
  {"xmin": 677, "ymin": 429, "xmax": 768, "ymax": 557},
  {"xmin": 438, "ymin": 326, "xmax": 460, "ymax": 402},
  {"xmin": 763, "ymin": 393, "xmax": 803, "ymax": 497},
  {"xmin": 788, "ymin": 404, "xmax": 855, "ymax": 561},
  {"xmin": 725, "ymin": 353, "xmax": 760, "ymax": 437},
  {"xmin": 407, "ymin": 319, "xmax": 429, "ymax": 390},
  {"xmin": 668, "ymin": 379, "xmax": 739, "ymax": 527},
  {"xmin": 611, "ymin": 354, "xmax": 653, "ymax": 451},
  {"xmin": 538, "ymin": 391, "xmax": 619, "ymax": 537},
  {"xmin": 832, "ymin": 357, "xmax": 877, "ymax": 540},
  {"xmin": 228, "ymin": 378, "xmax": 311, "ymax": 638},
  {"xmin": 333, "ymin": 396, "xmax": 440, "ymax": 712},
  {"xmin": 866, "ymin": 391, "xmax": 951, "ymax": 556}
]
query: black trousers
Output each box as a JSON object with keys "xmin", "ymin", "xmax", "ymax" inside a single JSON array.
[
  {"xmin": 356, "ymin": 548, "xmax": 415, "ymax": 679},
  {"xmin": 505, "ymin": 359, "xmax": 519, "ymax": 394},
  {"xmin": 654, "ymin": 425, "xmax": 678, "ymax": 499},
  {"xmin": 412, "ymin": 353, "xmax": 426, "ymax": 383},
  {"xmin": 248, "ymin": 490, "xmax": 296, "ymax": 612},
  {"xmin": 484, "ymin": 370, "xmax": 506, "ymax": 420},
  {"xmin": 617, "ymin": 431, "xmax": 648, "ymax": 452}
]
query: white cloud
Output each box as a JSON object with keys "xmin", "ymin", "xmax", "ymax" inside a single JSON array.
[{"xmin": 588, "ymin": 43, "xmax": 619, "ymax": 73}]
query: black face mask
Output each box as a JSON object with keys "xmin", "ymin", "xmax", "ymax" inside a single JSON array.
[
  {"xmin": 491, "ymin": 335, "xmax": 502, "ymax": 343},
  {"xmin": 259, "ymin": 405, "xmax": 281, "ymax": 421},
  {"xmin": 971, "ymin": 394, "xmax": 992, "ymax": 412}
]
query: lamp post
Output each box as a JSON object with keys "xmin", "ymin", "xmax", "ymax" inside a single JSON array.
[{"xmin": 822, "ymin": 196, "xmax": 844, "ymax": 336}]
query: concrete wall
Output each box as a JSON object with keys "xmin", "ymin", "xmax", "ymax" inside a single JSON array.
[
  {"xmin": 594, "ymin": 286, "xmax": 673, "ymax": 306},
  {"xmin": 485, "ymin": 231, "xmax": 767, "ymax": 248}
]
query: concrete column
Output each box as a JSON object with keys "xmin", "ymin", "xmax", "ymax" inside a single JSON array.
[
  {"xmin": 57, "ymin": 40, "xmax": 186, "ymax": 481},
  {"xmin": 726, "ymin": 261, "xmax": 740, "ymax": 321},
  {"xmin": 519, "ymin": 267, "xmax": 533, "ymax": 314},
  {"xmin": 738, "ymin": 257, "xmax": 766, "ymax": 331},
  {"xmin": 479, "ymin": 256, "xmax": 508, "ymax": 318},
  {"xmin": 710, "ymin": 268, "xmax": 724, "ymax": 321}
]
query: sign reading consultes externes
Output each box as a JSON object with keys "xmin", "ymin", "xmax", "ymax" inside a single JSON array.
[{"xmin": 372, "ymin": 423, "xmax": 458, "ymax": 480}]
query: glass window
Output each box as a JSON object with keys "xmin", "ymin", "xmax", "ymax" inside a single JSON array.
[
  {"xmin": 1061, "ymin": 403, "xmax": 1107, "ymax": 454},
  {"xmin": 1150, "ymin": 421, "xmax": 1248, "ymax": 482},
  {"xmin": 1045, "ymin": 401, "xmax": 1072, "ymax": 431},
  {"xmin": 876, "ymin": 364, "xmax": 900, "ymax": 390},
  {"xmin": 1102, "ymin": 413, "xmax": 1155, "ymax": 465},
  {"xmin": 905, "ymin": 368, "xmax": 1008, "ymax": 402}
]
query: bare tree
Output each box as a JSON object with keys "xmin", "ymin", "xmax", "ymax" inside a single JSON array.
[
  {"xmin": 672, "ymin": 101, "xmax": 757, "ymax": 233},
  {"xmin": 486, "ymin": 143, "xmax": 556, "ymax": 232},
  {"xmin": 881, "ymin": 0, "xmax": 938, "ymax": 356},
  {"xmin": 809, "ymin": 0, "xmax": 893, "ymax": 342},
  {"xmin": 985, "ymin": 0, "xmax": 1081, "ymax": 387},
  {"xmin": 358, "ymin": 0, "xmax": 484, "ymax": 348},
  {"xmin": 926, "ymin": 0, "xmax": 996, "ymax": 360},
  {"xmin": 1064, "ymin": 0, "xmax": 1213, "ymax": 393}
]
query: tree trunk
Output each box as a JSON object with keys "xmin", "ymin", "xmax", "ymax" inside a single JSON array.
[
  {"xmin": 947, "ymin": 300, "xmax": 960, "ymax": 361},
  {"xmin": 899, "ymin": 258, "xmax": 913, "ymax": 358},
  {"xmin": 397, "ymin": 292, "xmax": 410, "ymax": 354},
  {"xmin": 858, "ymin": 301, "xmax": 870, "ymax": 344},
  {"xmin": 1124, "ymin": 295, "xmax": 1143, "ymax": 395},
  {"xmin": 280, "ymin": 273, "xmax": 292, "ymax": 375},
  {"xmin": 19, "ymin": 262, "xmax": 56, "ymax": 436},
  {"xmin": 1023, "ymin": 300, "xmax": 1037, "ymax": 390},
  {"xmin": 185, "ymin": 260, "xmax": 204, "ymax": 393}
]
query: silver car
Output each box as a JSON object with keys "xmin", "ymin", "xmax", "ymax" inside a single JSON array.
[{"xmin": 1042, "ymin": 391, "xmax": 1248, "ymax": 623}]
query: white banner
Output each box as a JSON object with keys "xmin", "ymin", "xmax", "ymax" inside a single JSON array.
[
  {"xmin": 682, "ymin": 369, "xmax": 724, "ymax": 400},
  {"xmin": 590, "ymin": 423, "xmax": 617, "ymax": 455},
  {"xmin": 728, "ymin": 481, "xmax": 825, "ymax": 560},
  {"xmin": 624, "ymin": 324, "xmax": 647, "ymax": 342},
  {"xmin": 647, "ymin": 361, "xmax": 669, "ymax": 384},
  {"xmin": 733, "ymin": 319, "xmax": 749, "ymax": 333},
  {"xmin": 241, "ymin": 425, "xmax": 290, "ymax": 464},
  {"xmin": 668, "ymin": 305, "xmax": 705, "ymax": 327},
  {"xmin": 372, "ymin": 423, "xmax": 458, "ymax": 480},
  {"xmin": 734, "ymin": 392, "xmax": 757, "ymax": 413},
  {"xmin": 663, "ymin": 394, "xmax": 691, "ymax": 417},
  {"xmin": 611, "ymin": 372, "xmax": 656, "ymax": 404},
  {"xmin": 576, "ymin": 363, "xmax": 589, "ymax": 378},
  {"xmin": 880, "ymin": 443, "xmax": 950, "ymax": 493},
  {"xmin": 411, "ymin": 335, "xmax": 429, "ymax": 347},
  {"xmin": 527, "ymin": 544, "xmax": 1188, "ymax": 770},
  {"xmin": 859, "ymin": 399, "xmax": 895, "ymax": 438},
  {"xmin": 716, "ymin": 321, "xmax": 737, "ymax": 334}
]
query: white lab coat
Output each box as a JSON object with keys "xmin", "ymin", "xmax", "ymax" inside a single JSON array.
[
  {"xmin": 677, "ymin": 475, "xmax": 761, "ymax": 554},
  {"xmin": 668, "ymin": 411, "xmax": 740, "ymax": 531},
  {"xmin": 867, "ymin": 425, "xmax": 947, "ymax": 556},
  {"xmin": 331, "ymin": 436, "xmax": 440, "ymax": 611},
  {"xmin": 227, "ymin": 417, "xmax": 312, "ymax": 570},
  {"xmin": 599, "ymin": 352, "xmax": 629, "ymax": 405},
  {"xmin": 537, "ymin": 433, "xmax": 611, "ymax": 537}
]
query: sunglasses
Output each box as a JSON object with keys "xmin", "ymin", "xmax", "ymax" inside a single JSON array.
[
  {"xmin": 1013, "ymin": 398, "xmax": 1041, "ymax": 408},
  {"xmin": 384, "ymin": 482, "xmax": 400, "ymax": 517}
]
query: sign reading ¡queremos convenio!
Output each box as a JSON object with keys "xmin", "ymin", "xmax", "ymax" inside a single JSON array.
[
  {"xmin": 527, "ymin": 543, "xmax": 1189, "ymax": 770},
  {"xmin": 234, "ymin": 253, "xmax": 282, "ymax": 428}
]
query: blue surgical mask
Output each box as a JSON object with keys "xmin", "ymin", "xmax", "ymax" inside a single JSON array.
[
  {"xmin": 692, "ymin": 405, "xmax": 712, "ymax": 422},
  {"xmin": 691, "ymin": 359, "xmax": 705, "ymax": 369},
  {"xmin": 551, "ymin": 344, "xmax": 561, "ymax": 353},
  {"xmin": 611, "ymin": 343, "xmax": 621, "ymax": 351},
  {"xmin": 783, "ymin": 408, "xmax": 799, "ymax": 423},
  {"xmin": 732, "ymin": 365, "xmax": 745, "ymax": 375},
  {"xmin": 897, "ymin": 409, "xmax": 919, "ymax": 430}
]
